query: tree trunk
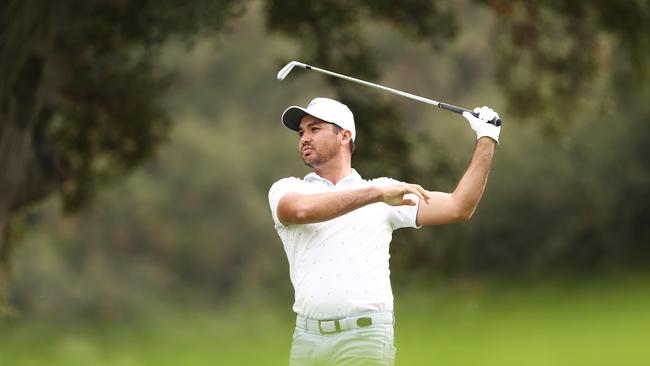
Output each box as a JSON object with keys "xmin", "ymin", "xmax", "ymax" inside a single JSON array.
[
  {"xmin": 0, "ymin": 1, "xmax": 66, "ymax": 310},
  {"xmin": 0, "ymin": 83, "xmax": 65, "ymax": 314},
  {"xmin": 0, "ymin": 121, "xmax": 31, "ymax": 315},
  {"xmin": 0, "ymin": 208, "xmax": 10, "ymax": 316}
]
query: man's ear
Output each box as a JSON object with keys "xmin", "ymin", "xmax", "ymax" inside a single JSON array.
[{"xmin": 340, "ymin": 130, "xmax": 352, "ymax": 145}]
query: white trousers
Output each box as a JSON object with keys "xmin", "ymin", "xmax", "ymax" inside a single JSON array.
[{"xmin": 289, "ymin": 323, "xmax": 396, "ymax": 366}]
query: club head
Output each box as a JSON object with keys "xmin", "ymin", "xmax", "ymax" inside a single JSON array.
[{"xmin": 277, "ymin": 61, "xmax": 304, "ymax": 80}]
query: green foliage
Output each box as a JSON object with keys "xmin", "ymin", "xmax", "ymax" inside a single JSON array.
[
  {"xmin": 3, "ymin": 1, "xmax": 650, "ymax": 319},
  {"xmin": 0, "ymin": 0, "xmax": 245, "ymax": 267},
  {"xmin": 33, "ymin": 0, "xmax": 243, "ymax": 210},
  {"xmin": 487, "ymin": 0, "xmax": 650, "ymax": 135},
  {"xmin": 265, "ymin": 0, "xmax": 459, "ymax": 180},
  {"xmin": 456, "ymin": 86, "xmax": 650, "ymax": 274}
]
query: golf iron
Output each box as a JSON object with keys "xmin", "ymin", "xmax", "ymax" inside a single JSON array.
[{"xmin": 277, "ymin": 61, "xmax": 501, "ymax": 126}]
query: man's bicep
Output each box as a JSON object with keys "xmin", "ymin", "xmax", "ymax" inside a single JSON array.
[
  {"xmin": 276, "ymin": 192, "xmax": 302, "ymax": 225},
  {"xmin": 416, "ymin": 191, "xmax": 464, "ymax": 226},
  {"xmin": 269, "ymin": 178, "xmax": 301, "ymax": 227}
]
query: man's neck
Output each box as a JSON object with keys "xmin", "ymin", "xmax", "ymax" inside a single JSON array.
[{"xmin": 313, "ymin": 162, "xmax": 352, "ymax": 185}]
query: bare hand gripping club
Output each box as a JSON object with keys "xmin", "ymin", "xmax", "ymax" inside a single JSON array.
[{"xmin": 277, "ymin": 61, "xmax": 502, "ymax": 127}]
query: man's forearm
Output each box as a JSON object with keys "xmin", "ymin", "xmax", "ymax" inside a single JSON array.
[
  {"xmin": 451, "ymin": 137, "xmax": 495, "ymax": 218},
  {"xmin": 278, "ymin": 187, "xmax": 382, "ymax": 225}
]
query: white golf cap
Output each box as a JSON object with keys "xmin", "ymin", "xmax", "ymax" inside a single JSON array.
[{"xmin": 281, "ymin": 97, "xmax": 356, "ymax": 141}]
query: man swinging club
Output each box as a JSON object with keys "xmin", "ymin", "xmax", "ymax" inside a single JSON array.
[{"xmin": 269, "ymin": 97, "xmax": 501, "ymax": 365}]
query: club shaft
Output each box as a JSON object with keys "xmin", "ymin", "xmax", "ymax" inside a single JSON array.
[
  {"xmin": 294, "ymin": 63, "xmax": 500, "ymax": 126},
  {"xmin": 301, "ymin": 64, "xmax": 441, "ymax": 107}
]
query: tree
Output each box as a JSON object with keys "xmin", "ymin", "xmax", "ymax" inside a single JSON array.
[
  {"xmin": 265, "ymin": 0, "xmax": 457, "ymax": 180},
  {"xmin": 2, "ymin": 0, "xmax": 649, "ymax": 312},
  {"xmin": 0, "ymin": 0, "xmax": 460, "ymax": 277},
  {"xmin": 0, "ymin": 0, "xmax": 243, "ymax": 309},
  {"xmin": 486, "ymin": 0, "xmax": 650, "ymax": 135}
]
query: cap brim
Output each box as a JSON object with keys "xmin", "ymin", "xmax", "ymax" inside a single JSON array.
[{"xmin": 281, "ymin": 106, "xmax": 309, "ymax": 132}]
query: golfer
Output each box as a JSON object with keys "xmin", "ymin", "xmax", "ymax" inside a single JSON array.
[{"xmin": 269, "ymin": 97, "xmax": 500, "ymax": 365}]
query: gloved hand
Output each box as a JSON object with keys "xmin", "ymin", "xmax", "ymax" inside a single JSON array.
[{"xmin": 462, "ymin": 106, "xmax": 500, "ymax": 144}]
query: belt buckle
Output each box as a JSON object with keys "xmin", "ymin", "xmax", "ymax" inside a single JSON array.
[
  {"xmin": 356, "ymin": 317, "xmax": 373, "ymax": 327},
  {"xmin": 318, "ymin": 319, "xmax": 341, "ymax": 335}
]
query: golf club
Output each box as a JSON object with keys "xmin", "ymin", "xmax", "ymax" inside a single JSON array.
[{"xmin": 277, "ymin": 61, "xmax": 501, "ymax": 126}]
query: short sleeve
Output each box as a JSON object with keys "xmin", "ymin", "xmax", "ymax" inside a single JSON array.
[
  {"xmin": 370, "ymin": 177, "xmax": 421, "ymax": 230},
  {"xmin": 388, "ymin": 197, "xmax": 420, "ymax": 229},
  {"xmin": 268, "ymin": 177, "xmax": 301, "ymax": 228}
]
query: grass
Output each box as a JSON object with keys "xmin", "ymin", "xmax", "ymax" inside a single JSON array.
[
  {"xmin": 2, "ymin": 275, "xmax": 649, "ymax": 365},
  {"xmin": 395, "ymin": 276, "xmax": 650, "ymax": 365}
]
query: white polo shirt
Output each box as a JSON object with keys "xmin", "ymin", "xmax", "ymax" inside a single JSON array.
[{"xmin": 269, "ymin": 169, "xmax": 420, "ymax": 319}]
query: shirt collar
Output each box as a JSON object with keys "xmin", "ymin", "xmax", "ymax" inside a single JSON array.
[{"xmin": 304, "ymin": 169, "xmax": 362, "ymax": 187}]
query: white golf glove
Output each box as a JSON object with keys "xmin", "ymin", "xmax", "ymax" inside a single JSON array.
[{"xmin": 462, "ymin": 106, "xmax": 500, "ymax": 144}]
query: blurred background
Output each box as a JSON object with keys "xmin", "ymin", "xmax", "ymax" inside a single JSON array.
[{"xmin": 1, "ymin": 1, "xmax": 649, "ymax": 365}]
